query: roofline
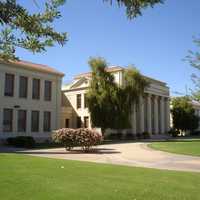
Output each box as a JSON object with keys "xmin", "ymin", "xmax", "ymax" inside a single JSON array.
[
  {"xmin": 0, "ymin": 60, "xmax": 65, "ymax": 77},
  {"xmin": 74, "ymin": 66, "xmax": 167, "ymax": 86}
]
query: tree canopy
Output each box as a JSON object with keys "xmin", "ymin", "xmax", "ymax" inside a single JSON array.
[
  {"xmin": 105, "ymin": 0, "xmax": 163, "ymax": 19},
  {"xmin": 186, "ymin": 37, "xmax": 200, "ymax": 101},
  {"xmin": 171, "ymin": 96, "xmax": 199, "ymax": 133},
  {"xmin": 0, "ymin": 0, "xmax": 67, "ymax": 60},
  {"xmin": 87, "ymin": 57, "xmax": 148, "ymax": 132},
  {"xmin": 0, "ymin": 0, "xmax": 163, "ymax": 60}
]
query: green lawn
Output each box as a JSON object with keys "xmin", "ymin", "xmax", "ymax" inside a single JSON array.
[
  {"xmin": 0, "ymin": 154, "xmax": 200, "ymax": 200},
  {"xmin": 149, "ymin": 140, "xmax": 200, "ymax": 156}
]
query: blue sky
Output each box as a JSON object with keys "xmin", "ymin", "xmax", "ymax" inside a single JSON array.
[{"xmin": 16, "ymin": 0, "xmax": 200, "ymax": 95}]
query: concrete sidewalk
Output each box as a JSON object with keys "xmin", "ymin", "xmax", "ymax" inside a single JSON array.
[{"xmin": 1, "ymin": 142, "xmax": 200, "ymax": 172}]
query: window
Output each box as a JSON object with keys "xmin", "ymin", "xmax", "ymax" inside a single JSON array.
[
  {"xmin": 19, "ymin": 76, "xmax": 28, "ymax": 98},
  {"xmin": 31, "ymin": 111, "xmax": 39, "ymax": 132},
  {"xmin": 65, "ymin": 119, "xmax": 69, "ymax": 128},
  {"xmin": 77, "ymin": 117, "xmax": 81, "ymax": 128},
  {"xmin": 4, "ymin": 74, "xmax": 14, "ymax": 97},
  {"xmin": 3, "ymin": 109, "xmax": 13, "ymax": 132},
  {"xmin": 84, "ymin": 94, "xmax": 88, "ymax": 108},
  {"xmin": 84, "ymin": 116, "xmax": 89, "ymax": 128},
  {"xmin": 32, "ymin": 79, "xmax": 40, "ymax": 99},
  {"xmin": 76, "ymin": 94, "xmax": 81, "ymax": 109},
  {"xmin": 43, "ymin": 111, "xmax": 51, "ymax": 132},
  {"xmin": 44, "ymin": 80, "xmax": 52, "ymax": 101},
  {"xmin": 18, "ymin": 110, "xmax": 27, "ymax": 132}
]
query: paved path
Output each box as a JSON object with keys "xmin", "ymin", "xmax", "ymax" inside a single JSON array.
[{"xmin": 2, "ymin": 142, "xmax": 200, "ymax": 172}]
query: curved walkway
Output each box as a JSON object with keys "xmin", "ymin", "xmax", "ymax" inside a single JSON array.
[{"xmin": 2, "ymin": 142, "xmax": 200, "ymax": 172}]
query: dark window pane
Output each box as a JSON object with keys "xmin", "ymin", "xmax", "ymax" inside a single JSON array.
[
  {"xmin": 84, "ymin": 94, "xmax": 88, "ymax": 108},
  {"xmin": 4, "ymin": 74, "xmax": 14, "ymax": 97},
  {"xmin": 44, "ymin": 81, "xmax": 52, "ymax": 101},
  {"xmin": 18, "ymin": 110, "xmax": 27, "ymax": 132},
  {"xmin": 76, "ymin": 94, "xmax": 81, "ymax": 109},
  {"xmin": 77, "ymin": 117, "xmax": 81, "ymax": 128},
  {"xmin": 3, "ymin": 109, "xmax": 13, "ymax": 132},
  {"xmin": 32, "ymin": 79, "xmax": 40, "ymax": 99},
  {"xmin": 19, "ymin": 76, "xmax": 28, "ymax": 98},
  {"xmin": 84, "ymin": 116, "xmax": 89, "ymax": 128},
  {"xmin": 31, "ymin": 111, "xmax": 39, "ymax": 132},
  {"xmin": 43, "ymin": 111, "xmax": 51, "ymax": 132},
  {"xmin": 65, "ymin": 119, "xmax": 69, "ymax": 128}
]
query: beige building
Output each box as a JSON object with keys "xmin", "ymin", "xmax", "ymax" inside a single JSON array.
[
  {"xmin": 0, "ymin": 60, "xmax": 64, "ymax": 141},
  {"xmin": 61, "ymin": 66, "xmax": 170, "ymax": 136}
]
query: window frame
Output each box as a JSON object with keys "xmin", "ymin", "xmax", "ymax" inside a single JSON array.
[
  {"xmin": 76, "ymin": 94, "xmax": 81, "ymax": 109},
  {"xmin": 32, "ymin": 78, "xmax": 40, "ymax": 100},
  {"xmin": 19, "ymin": 76, "xmax": 28, "ymax": 98},
  {"xmin": 17, "ymin": 110, "xmax": 27, "ymax": 132},
  {"xmin": 43, "ymin": 111, "xmax": 51, "ymax": 132},
  {"xmin": 44, "ymin": 80, "xmax": 52, "ymax": 101},
  {"xmin": 3, "ymin": 108, "xmax": 13, "ymax": 132},
  {"xmin": 31, "ymin": 111, "xmax": 40, "ymax": 132},
  {"xmin": 4, "ymin": 73, "xmax": 14, "ymax": 97}
]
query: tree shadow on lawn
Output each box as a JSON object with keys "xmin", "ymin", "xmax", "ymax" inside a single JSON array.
[{"xmin": 0, "ymin": 147, "xmax": 121, "ymax": 155}]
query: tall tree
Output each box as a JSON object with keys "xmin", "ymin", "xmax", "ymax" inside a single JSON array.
[
  {"xmin": 171, "ymin": 96, "xmax": 199, "ymax": 133},
  {"xmin": 186, "ymin": 37, "xmax": 200, "ymax": 100},
  {"xmin": 0, "ymin": 0, "xmax": 163, "ymax": 60},
  {"xmin": 87, "ymin": 57, "xmax": 148, "ymax": 133},
  {"xmin": 0, "ymin": 0, "xmax": 67, "ymax": 60},
  {"xmin": 105, "ymin": 0, "xmax": 164, "ymax": 19}
]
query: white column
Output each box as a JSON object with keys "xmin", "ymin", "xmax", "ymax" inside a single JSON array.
[
  {"xmin": 13, "ymin": 109, "xmax": 18, "ymax": 134},
  {"xmin": 27, "ymin": 110, "xmax": 31, "ymax": 136},
  {"xmin": 0, "ymin": 108, "xmax": 2, "ymax": 132},
  {"xmin": 153, "ymin": 96, "xmax": 159, "ymax": 134},
  {"xmin": 39, "ymin": 110, "xmax": 43, "ymax": 133},
  {"xmin": 131, "ymin": 103, "xmax": 137, "ymax": 134},
  {"xmin": 165, "ymin": 97, "xmax": 170, "ymax": 132},
  {"xmin": 160, "ymin": 96, "xmax": 165, "ymax": 134},
  {"xmin": 28, "ymin": 76, "xmax": 33, "ymax": 100},
  {"xmin": 147, "ymin": 94, "xmax": 152, "ymax": 134},
  {"xmin": 139, "ymin": 96, "xmax": 144, "ymax": 133}
]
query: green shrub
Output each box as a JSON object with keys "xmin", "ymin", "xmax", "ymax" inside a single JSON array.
[
  {"xmin": 125, "ymin": 133, "xmax": 136, "ymax": 140},
  {"xmin": 6, "ymin": 136, "xmax": 35, "ymax": 148},
  {"xmin": 52, "ymin": 128, "xmax": 103, "ymax": 152},
  {"xmin": 142, "ymin": 132, "xmax": 151, "ymax": 139},
  {"xmin": 136, "ymin": 133, "xmax": 142, "ymax": 139},
  {"xmin": 168, "ymin": 128, "xmax": 180, "ymax": 137}
]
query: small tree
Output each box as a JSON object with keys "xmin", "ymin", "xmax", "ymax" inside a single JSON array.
[{"xmin": 171, "ymin": 96, "xmax": 199, "ymax": 134}]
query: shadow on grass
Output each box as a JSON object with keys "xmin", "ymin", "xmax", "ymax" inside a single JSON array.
[{"xmin": 0, "ymin": 147, "xmax": 121, "ymax": 155}]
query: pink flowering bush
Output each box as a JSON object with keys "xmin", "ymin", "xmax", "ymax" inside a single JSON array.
[{"xmin": 52, "ymin": 128, "xmax": 103, "ymax": 152}]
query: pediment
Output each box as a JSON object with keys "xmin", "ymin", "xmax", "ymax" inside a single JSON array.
[{"xmin": 70, "ymin": 77, "xmax": 90, "ymax": 89}]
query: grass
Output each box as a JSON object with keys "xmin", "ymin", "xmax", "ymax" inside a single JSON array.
[
  {"xmin": 149, "ymin": 140, "xmax": 200, "ymax": 156},
  {"xmin": 0, "ymin": 154, "xmax": 200, "ymax": 200}
]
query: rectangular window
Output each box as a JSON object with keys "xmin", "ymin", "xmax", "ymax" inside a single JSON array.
[
  {"xmin": 31, "ymin": 111, "xmax": 39, "ymax": 132},
  {"xmin": 3, "ymin": 109, "xmax": 13, "ymax": 132},
  {"xmin": 77, "ymin": 117, "xmax": 81, "ymax": 128},
  {"xmin": 19, "ymin": 76, "xmax": 28, "ymax": 98},
  {"xmin": 84, "ymin": 116, "xmax": 89, "ymax": 128},
  {"xmin": 18, "ymin": 110, "xmax": 27, "ymax": 132},
  {"xmin": 43, "ymin": 111, "xmax": 51, "ymax": 132},
  {"xmin": 44, "ymin": 80, "xmax": 52, "ymax": 101},
  {"xmin": 4, "ymin": 74, "xmax": 14, "ymax": 97},
  {"xmin": 32, "ymin": 78, "xmax": 40, "ymax": 99},
  {"xmin": 76, "ymin": 94, "xmax": 81, "ymax": 109},
  {"xmin": 84, "ymin": 94, "xmax": 88, "ymax": 108},
  {"xmin": 65, "ymin": 119, "xmax": 69, "ymax": 128}
]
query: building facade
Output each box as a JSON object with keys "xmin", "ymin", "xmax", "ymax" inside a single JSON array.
[
  {"xmin": 61, "ymin": 67, "xmax": 170, "ymax": 136},
  {"xmin": 0, "ymin": 60, "xmax": 64, "ymax": 141}
]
